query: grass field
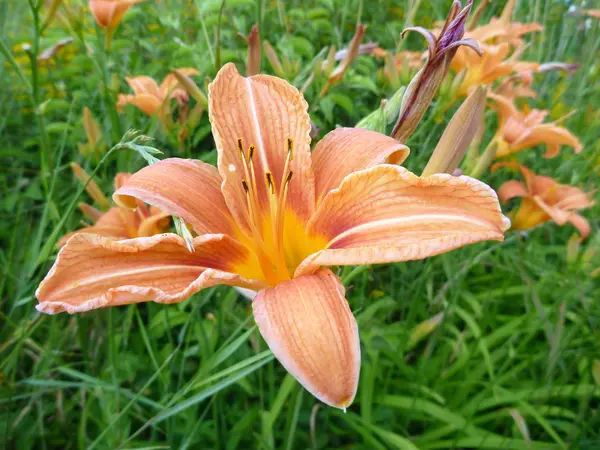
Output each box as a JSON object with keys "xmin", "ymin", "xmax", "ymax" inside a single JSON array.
[{"xmin": 1, "ymin": 0, "xmax": 599, "ymax": 449}]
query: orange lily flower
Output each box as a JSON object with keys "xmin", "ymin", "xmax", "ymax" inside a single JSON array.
[
  {"xmin": 466, "ymin": 20, "xmax": 542, "ymax": 48},
  {"xmin": 89, "ymin": 0, "xmax": 143, "ymax": 30},
  {"xmin": 492, "ymin": 162, "xmax": 595, "ymax": 238},
  {"xmin": 489, "ymin": 93, "xmax": 583, "ymax": 158},
  {"xmin": 58, "ymin": 171, "xmax": 171, "ymax": 247},
  {"xmin": 37, "ymin": 63, "xmax": 509, "ymax": 408},
  {"xmin": 117, "ymin": 69, "xmax": 199, "ymax": 126},
  {"xmin": 451, "ymin": 42, "xmax": 539, "ymax": 97}
]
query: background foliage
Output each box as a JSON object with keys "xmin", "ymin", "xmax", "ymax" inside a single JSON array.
[{"xmin": 1, "ymin": 0, "xmax": 599, "ymax": 448}]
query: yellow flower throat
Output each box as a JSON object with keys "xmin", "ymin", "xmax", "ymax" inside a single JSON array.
[{"xmin": 233, "ymin": 137, "xmax": 328, "ymax": 285}]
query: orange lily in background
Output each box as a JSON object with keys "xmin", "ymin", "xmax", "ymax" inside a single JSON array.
[
  {"xmin": 451, "ymin": 42, "xmax": 539, "ymax": 97},
  {"xmin": 117, "ymin": 69, "xmax": 199, "ymax": 126},
  {"xmin": 37, "ymin": 63, "xmax": 510, "ymax": 409},
  {"xmin": 59, "ymin": 165, "xmax": 171, "ymax": 246},
  {"xmin": 582, "ymin": 10, "xmax": 600, "ymax": 19},
  {"xmin": 89, "ymin": 0, "xmax": 143, "ymax": 29},
  {"xmin": 493, "ymin": 162, "xmax": 595, "ymax": 238},
  {"xmin": 489, "ymin": 93, "xmax": 583, "ymax": 158},
  {"xmin": 466, "ymin": 0, "xmax": 542, "ymax": 47}
]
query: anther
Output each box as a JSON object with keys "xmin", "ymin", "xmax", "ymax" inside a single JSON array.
[
  {"xmin": 241, "ymin": 180, "xmax": 250, "ymax": 193},
  {"xmin": 287, "ymin": 137, "xmax": 294, "ymax": 159},
  {"xmin": 248, "ymin": 145, "xmax": 255, "ymax": 160},
  {"xmin": 237, "ymin": 138, "xmax": 244, "ymax": 155},
  {"xmin": 285, "ymin": 170, "xmax": 294, "ymax": 185},
  {"xmin": 265, "ymin": 171, "xmax": 275, "ymax": 193}
]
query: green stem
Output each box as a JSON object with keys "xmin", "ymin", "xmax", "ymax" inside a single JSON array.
[
  {"xmin": 95, "ymin": 25, "xmax": 122, "ymax": 144},
  {"xmin": 26, "ymin": 0, "xmax": 58, "ymax": 220}
]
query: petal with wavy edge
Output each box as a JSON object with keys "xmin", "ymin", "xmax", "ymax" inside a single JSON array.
[
  {"xmin": 37, "ymin": 233, "xmax": 264, "ymax": 314},
  {"xmin": 311, "ymin": 128, "xmax": 409, "ymax": 205},
  {"xmin": 253, "ymin": 268, "xmax": 360, "ymax": 409},
  {"xmin": 296, "ymin": 165, "xmax": 509, "ymax": 276},
  {"xmin": 208, "ymin": 63, "xmax": 314, "ymax": 233},
  {"xmin": 114, "ymin": 158, "xmax": 236, "ymax": 236}
]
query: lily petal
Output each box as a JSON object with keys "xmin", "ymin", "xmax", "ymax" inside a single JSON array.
[
  {"xmin": 37, "ymin": 233, "xmax": 263, "ymax": 314},
  {"xmin": 252, "ymin": 268, "xmax": 360, "ymax": 409},
  {"xmin": 297, "ymin": 165, "xmax": 509, "ymax": 276},
  {"xmin": 117, "ymin": 93, "xmax": 164, "ymax": 118},
  {"xmin": 57, "ymin": 207, "xmax": 131, "ymax": 247},
  {"xmin": 208, "ymin": 63, "xmax": 314, "ymax": 231},
  {"xmin": 125, "ymin": 76, "xmax": 161, "ymax": 97},
  {"xmin": 568, "ymin": 214, "xmax": 592, "ymax": 240},
  {"xmin": 114, "ymin": 158, "xmax": 236, "ymax": 236},
  {"xmin": 512, "ymin": 124, "xmax": 583, "ymax": 158},
  {"xmin": 497, "ymin": 180, "xmax": 528, "ymax": 202},
  {"xmin": 311, "ymin": 128, "xmax": 409, "ymax": 205}
]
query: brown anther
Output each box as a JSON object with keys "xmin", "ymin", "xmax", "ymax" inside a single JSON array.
[
  {"xmin": 237, "ymin": 138, "xmax": 244, "ymax": 155},
  {"xmin": 287, "ymin": 138, "xmax": 294, "ymax": 159},
  {"xmin": 241, "ymin": 180, "xmax": 250, "ymax": 193},
  {"xmin": 285, "ymin": 171, "xmax": 294, "ymax": 184},
  {"xmin": 249, "ymin": 145, "xmax": 256, "ymax": 160},
  {"xmin": 265, "ymin": 171, "xmax": 275, "ymax": 193}
]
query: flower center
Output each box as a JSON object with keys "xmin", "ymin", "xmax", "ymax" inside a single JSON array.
[{"xmin": 236, "ymin": 137, "xmax": 295, "ymax": 285}]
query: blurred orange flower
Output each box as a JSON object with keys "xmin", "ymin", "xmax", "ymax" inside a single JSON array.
[
  {"xmin": 59, "ymin": 169, "xmax": 170, "ymax": 247},
  {"xmin": 89, "ymin": 0, "xmax": 143, "ymax": 29},
  {"xmin": 117, "ymin": 69, "xmax": 199, "ymax": 126},
  {"xmin": 451, "ymin": 43, "xmax": 539, "ymax": 97},
  {"xmin": 489, "ymin": 93, "xmax": 582, "ymax": 158},
  {"xmin": 493, "ymin": 162, "xmax": 595, "ymax": 238}
]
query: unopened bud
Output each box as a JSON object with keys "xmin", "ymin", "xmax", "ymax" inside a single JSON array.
[
  {"xmin": 391, "ymin": 0, "xmax": 481, "ymax": 142},
  {"xmin": 320, "ymin": 24, "xmax": 366, "ymax": 97},
  {"xmin": 42, "ymin": 0, "xmax": 64, "ymax": 29},
  {"xmin": 263, "ymin": 41, "xmax": 286, "ymax": 78},
  {"xmin": 422, "ymin": 85, "xmax": 486, "ymax": 176},
  {"xmin": 70, "ymin": 162, "xmax": 110, "ymax": 209},
  {"xmin": 172, "ymin": 69, "xmax": 208, "ymax": 109},
  {"xmin": 246, "ymin": 24, "xmax": 261, "ymax": 76}
]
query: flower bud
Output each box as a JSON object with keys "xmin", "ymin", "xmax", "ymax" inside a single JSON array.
[
  {"xmin": 263, "ymin": 41, "xmax": 286, "ymax": 78},
  {"xmin": 320, "ymin": 24, "xmax": 366, "ymax": 97},
  {"xmin": 172, "ymin": 69, "xmax": 208, "ymax": 109},
  {"xmin": 391, "ymin": 0, "xmax": 482, "ymax": 142},
  {"xmin": 246, "ymin": 24, "xmax": 261, "ymax": 76},
  {"xmin": 70, "ymin": 162, "xmax": 110, "ymax": 209},
  {"xmin": 422, "ymin": 85, "xmax": 486, "ymax": 176}
]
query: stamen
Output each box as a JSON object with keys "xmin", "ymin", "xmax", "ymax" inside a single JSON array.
[
  {"xmin": 237, "ymin": 138, "xmax": 244, "ymax": 155},
  {"xmin": 248, "ymin": 145, "xmax": 255, "ymax": 160},
  {"xmin": 287, "ymin": 137, "xmax": 294, "ymax": 159},
  {"xmin": 265, "ymin": 171, "xmax": 275, "ymax": 193}
]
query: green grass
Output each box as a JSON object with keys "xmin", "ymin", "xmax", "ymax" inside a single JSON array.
[{"xmin": 1, "ymin": 0, "xmax": 599, "ymax": 448}]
